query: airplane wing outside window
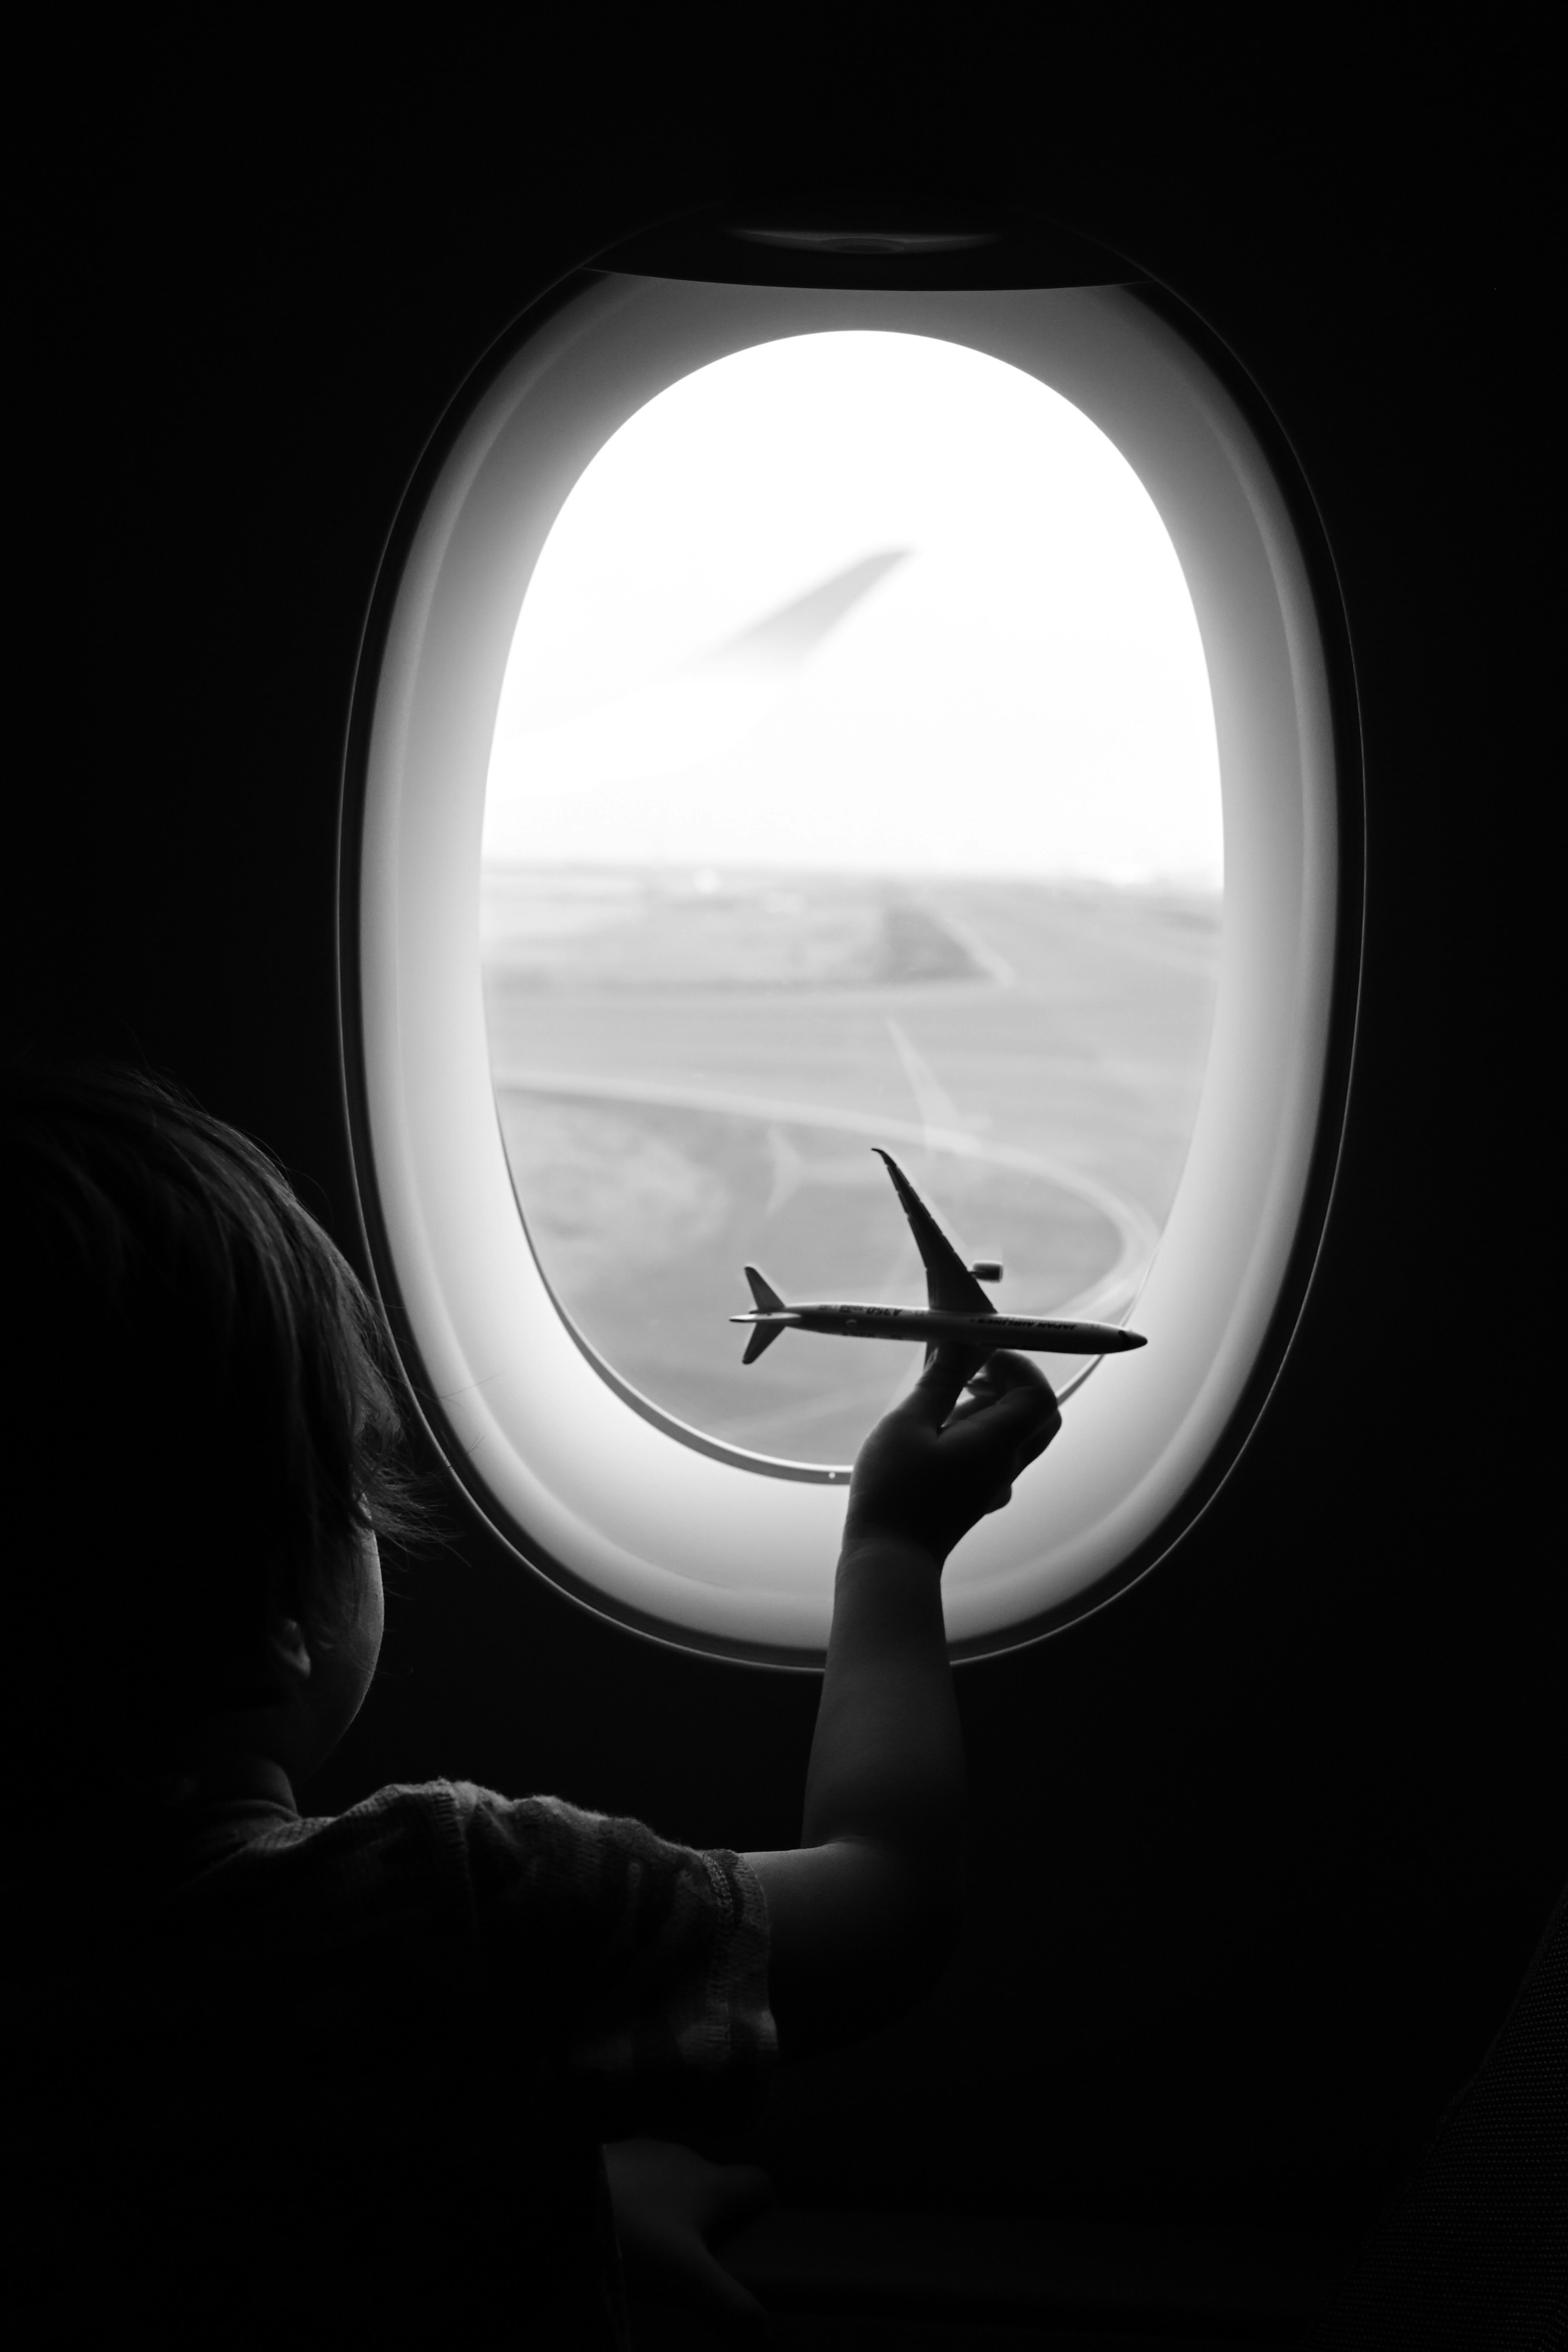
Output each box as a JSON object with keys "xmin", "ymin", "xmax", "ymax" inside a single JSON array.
[{"xmin": 873, "ymin": 1149, "xmax": 996, "ymax": 1315}]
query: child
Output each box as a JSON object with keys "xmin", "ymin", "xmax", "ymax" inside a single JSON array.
[{"xmin": 2, "ymin": 1062, "xmax": 1060, "ymax": 2348}]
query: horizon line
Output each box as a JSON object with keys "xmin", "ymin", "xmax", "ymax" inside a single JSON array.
[{"xmin": 479, "ymin": 855, "xmax": 1225, "ymax": 892}]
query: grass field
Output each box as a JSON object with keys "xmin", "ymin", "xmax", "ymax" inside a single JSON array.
[{"xmin": 482, "ymin": 866, "xmax": 1221, "ymax": 1466}]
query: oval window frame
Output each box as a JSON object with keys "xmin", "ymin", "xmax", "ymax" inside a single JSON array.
[{"xmin": 339, "ymin": 230, "xmax": 1362, "ymax": 1671}]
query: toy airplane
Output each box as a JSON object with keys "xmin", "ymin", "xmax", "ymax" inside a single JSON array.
[{"xmin": 732, "ymin": 1147, "xmax": 1147, "ymax": 1366}]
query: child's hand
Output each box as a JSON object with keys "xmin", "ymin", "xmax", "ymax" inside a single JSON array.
[
  {"xmin": 603, "ymin": 2138, "xmax": 774, "ymax": 2339},
  {"xmin": 842, "ymin": 1348, "xmax": 1062, "ymax": 1564}
]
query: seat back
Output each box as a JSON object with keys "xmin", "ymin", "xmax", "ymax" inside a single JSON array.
[{"xmin": 1306, "ymin": 1876, "xmax": 1568, "ymax": 2349}]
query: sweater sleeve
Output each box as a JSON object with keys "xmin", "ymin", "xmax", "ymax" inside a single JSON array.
[{"xmin": 454, "ymin": 1784, "xmax": 777, "ymax": 2141}]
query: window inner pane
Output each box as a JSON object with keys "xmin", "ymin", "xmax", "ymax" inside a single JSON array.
[{"xmin": 482, "ymin": 332, "xmax": 1222, "ymax": 1468}]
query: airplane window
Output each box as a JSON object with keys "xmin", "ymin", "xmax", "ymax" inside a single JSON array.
[
  {"xmin": 480, "ymin": 333, "xmax": 1222, "ymax": 1470},
  {"xmin": 349, "ymin": 258, "xmax": 1348, "ymax": 1664}
]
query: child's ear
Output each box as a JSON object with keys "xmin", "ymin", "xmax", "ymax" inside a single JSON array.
[{"xmin": 268, "ymin": 1617, "xmax": 313, "ymax": 1685}]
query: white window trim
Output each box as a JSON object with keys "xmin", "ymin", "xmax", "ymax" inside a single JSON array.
[{"xmin": 352, "ymin": 272, "xmax": 1340, "ymax": 1666}]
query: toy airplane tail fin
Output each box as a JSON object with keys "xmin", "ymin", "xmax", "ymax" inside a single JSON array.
[
  {"xmin": 743, "ymin": 1320, "xmax": 785, "ymax": 1364},
  {"xmin": 744, "ymin": 1265, "xmax": 786, "ymax": 1313},
  {"xmin": 740, "ymin": 1267, "xmax": 788, "ymax": 1364}
]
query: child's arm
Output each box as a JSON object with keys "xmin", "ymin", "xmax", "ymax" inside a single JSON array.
[{"xmin": 744, "ymin": 1348, "xmax": 1060, "ymax": 2060}]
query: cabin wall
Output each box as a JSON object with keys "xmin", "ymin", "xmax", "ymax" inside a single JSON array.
[{"xmin": 11, "ymin": 55, "xmax": 1553, "ymax": 2235}]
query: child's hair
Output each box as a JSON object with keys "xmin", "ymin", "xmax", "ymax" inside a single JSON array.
[{"xmin": 2, "ymin": 1059, "xmax": 442, "ymax": 1784}]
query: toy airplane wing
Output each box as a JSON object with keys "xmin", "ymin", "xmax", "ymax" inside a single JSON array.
[{"xmin": 873, "ymin": 1148, "xmax": 995, "ymax": 1314}]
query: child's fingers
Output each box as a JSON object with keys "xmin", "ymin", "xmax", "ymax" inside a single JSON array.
[
  {"xmin": 953, "ymin": 1365, "xmax": 1060, "ymax": 1444},
  {"xmin": 904, "ymin": 1343, "xmax": 991, "ymax": 1428},
  {"xmin": 849, "ymin": 1350, "xmax": 1062, "ymax": 1555},
  {"xmin": 942, "ymin": 1379, "xmax": 1061, "ymax": 1485},
  {"xmin": 1017, "ymin": 1423, "xmax": 1056, "ymax": 1469},
  {"xmin": 945, "ymin": 1352, "xmax": 1056, "ymax": 1421},
  {"xmin": 967, "ymin": 1352, "xmax": 1058, "ymax": 1404}
]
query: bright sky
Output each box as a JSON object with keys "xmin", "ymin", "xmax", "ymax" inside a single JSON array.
[{"xmin": 483, "ymin": 331, "xmax": 1223, "ymax": 886}]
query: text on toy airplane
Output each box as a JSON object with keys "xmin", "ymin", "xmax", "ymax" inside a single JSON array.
[
  {"xmin": 731, "ymin": 1148, "xmax": 1147, "ymax": 1364},
  {"xmin": 730, "ymin": 1301, "xmax": 1148, "ymax": 1351}
]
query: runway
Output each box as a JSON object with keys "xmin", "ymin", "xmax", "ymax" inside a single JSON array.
[{"xmin": 483, "ymin": 869, "xmax": 1219, "ymax": 1464}]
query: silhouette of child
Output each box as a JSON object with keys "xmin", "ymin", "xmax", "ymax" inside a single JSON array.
[{"xmin": 2, "ymin": 1063, "xmax": 1059, "ymax": 2347}]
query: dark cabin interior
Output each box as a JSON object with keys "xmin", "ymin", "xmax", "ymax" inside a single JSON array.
[{"xmin": 12, "ymin": 41, "xmax": 1556, "ymax": 2350}]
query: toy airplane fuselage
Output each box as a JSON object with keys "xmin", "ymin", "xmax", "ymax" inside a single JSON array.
[{"xmin": 731, "ymin": 1147, "xmax": 1147, "ymax": 1366}]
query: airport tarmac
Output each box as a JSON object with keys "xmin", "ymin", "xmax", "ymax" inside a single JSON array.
[{"xmin": 483, "ymin": 867, "xmax": 1221, "ymax": 1466}]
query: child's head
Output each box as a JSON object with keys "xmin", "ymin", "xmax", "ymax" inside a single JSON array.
[{"xmin": 3, "ymin": 1060, "xmax": 437, "ymax": 1794}]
